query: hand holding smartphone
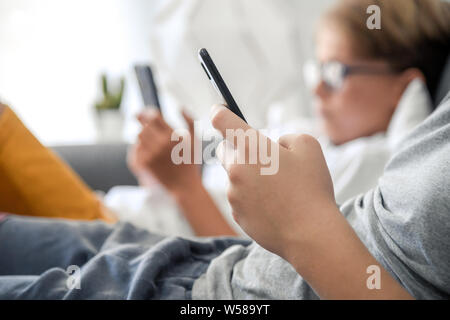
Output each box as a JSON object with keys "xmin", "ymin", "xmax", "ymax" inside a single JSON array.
[{"xmin": 198, "ymin": 48, "xmax": 247, "ymax": 123}]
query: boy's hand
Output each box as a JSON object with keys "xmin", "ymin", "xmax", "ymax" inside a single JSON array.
[
  {"xmin": 211, "ymin": 104, "xmax": 414, "ymax": 299},
  {"xmin": 210, "ymin": 104, "xmax": 337, "ymax": 258},
  {"xmin": 128, "ymin": 109, "xmax": 201, "ymax": 195}
]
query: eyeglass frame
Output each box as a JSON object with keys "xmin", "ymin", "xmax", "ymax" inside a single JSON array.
[{"xmin": 303, "ymin": 59, "xmax": 400, "ymax": 91}]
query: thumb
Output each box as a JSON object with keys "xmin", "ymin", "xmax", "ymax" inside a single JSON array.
[{"xmin": 210, "ymin": 104, "xmax": 252, "ymax": 140}]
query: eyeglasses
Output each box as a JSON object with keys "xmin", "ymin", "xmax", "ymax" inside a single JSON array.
[{"xmin": 303, "ymin": 60, "xmax": 395, "ymax": 91}]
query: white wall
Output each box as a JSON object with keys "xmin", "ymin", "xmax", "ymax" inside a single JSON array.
[
  {"xmin": 0, "ymin": 0, "xmax": 153, "ymax": 144},
  {"xmin": 0, "ymin": 0, "xmax": 333, "ymax": 145}
]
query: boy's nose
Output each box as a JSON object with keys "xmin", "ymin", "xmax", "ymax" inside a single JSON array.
[{"xmin": 314, "ymin": 80, "xmax": 330, "ymax": 100}]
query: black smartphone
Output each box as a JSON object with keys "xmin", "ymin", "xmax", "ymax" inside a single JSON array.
[
  {"xmin": 198, "ymin": 48, "xmax": 247, "ymax": 123},
  {"xmin": 134, "ymin": 65, "xmax": 161, "ymax": 110}
]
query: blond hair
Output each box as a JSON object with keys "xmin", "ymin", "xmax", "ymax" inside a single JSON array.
[{"xmin": 320, "ymin": 0, "xmax": 450, "ymax": 104}]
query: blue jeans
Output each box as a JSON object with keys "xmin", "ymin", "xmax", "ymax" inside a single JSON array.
[{"xmin": 0, "ymin": 215, "xmax": 249, "ymax": 299}]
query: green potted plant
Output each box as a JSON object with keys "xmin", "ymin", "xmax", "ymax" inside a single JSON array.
[{"xmin": 94, "ymin": 73, "xmax": 125, "ymax": 142}]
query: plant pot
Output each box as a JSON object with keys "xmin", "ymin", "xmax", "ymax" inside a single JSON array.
[{"xmin": 95, "ymin": 109, "xmax": 124, "ymax": 143}]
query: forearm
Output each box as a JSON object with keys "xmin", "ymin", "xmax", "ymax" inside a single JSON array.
[
  {"xmin": 173, "ymin": 179, "xmax": 237, "ymax": 237},
  {"xmin": 284, "ymin": 204, "xmax": 413, "ymax": 300}
]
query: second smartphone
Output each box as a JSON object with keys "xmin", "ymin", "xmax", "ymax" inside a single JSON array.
[{"xmin": 134, "ymin": 65, "xmax": 161, "ymax": 110}]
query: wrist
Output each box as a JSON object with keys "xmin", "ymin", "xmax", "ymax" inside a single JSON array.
[
  {"xmin": 134, "ymin": 169, "xmax": 158, "ymax": 189},
  {"xmin": 170, "ymin": 170, "xmax": 204, "ymax": 203},
  {"xmin": 282, "ymin": 202, "xmax": 343, "ymax": 267},
  {"xmin": 171, "ymin": 173, "xmax": 237, "ymax": 237}
]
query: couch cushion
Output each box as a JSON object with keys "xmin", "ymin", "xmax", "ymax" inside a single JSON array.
[{"xmin": 51, "ymin": 143, "xmax": 138, "ymax": 193}]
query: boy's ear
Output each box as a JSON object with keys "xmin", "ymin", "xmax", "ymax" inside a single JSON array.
[
  {"xmin": 400, "ymin": 67, "xmax": 426, "ymax": 87},
  {"xmin": 391, "ymin": 68, "xmax": 426, "ymax": 107}
]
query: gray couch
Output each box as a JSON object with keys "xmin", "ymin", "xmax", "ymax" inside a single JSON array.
[{"xmin": 52, "ymin": 143, "xmax": 138, "ymax": 193}]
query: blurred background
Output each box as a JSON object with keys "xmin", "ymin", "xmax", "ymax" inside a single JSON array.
[{"xmin": 0, "ymin": 0, "xmax": 333, "ymax": 146}]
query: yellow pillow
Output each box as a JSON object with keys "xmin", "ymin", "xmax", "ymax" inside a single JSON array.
[{"xmin": 0, "ymin": 105, "xmax": 116, "ymax": 223}]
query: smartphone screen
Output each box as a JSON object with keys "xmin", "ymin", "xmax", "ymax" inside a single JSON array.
[
  {"xmin": 134, "ymin": 65, "xmax": 161, "ymax": 110},
  {"xmin": 198, "ymin": 48, "xmax": 247, "ymax": 123}
]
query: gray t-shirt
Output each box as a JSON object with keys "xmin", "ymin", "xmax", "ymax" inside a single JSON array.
[{"xmin": 192, "ymin": 94, "xmax": 450, "ymax": 300}]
